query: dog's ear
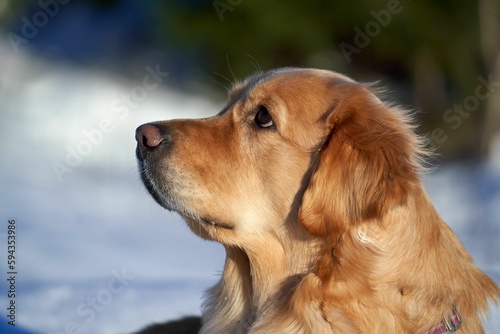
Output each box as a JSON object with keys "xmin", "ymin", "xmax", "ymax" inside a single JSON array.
[{"xmin": 299, "ymin": 86, "xmax": 422, "ymax": 238}]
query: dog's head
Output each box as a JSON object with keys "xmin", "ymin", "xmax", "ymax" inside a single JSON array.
[{"xmin": 135, "ymin": 68, "xmax": 421, "ymax": 245}]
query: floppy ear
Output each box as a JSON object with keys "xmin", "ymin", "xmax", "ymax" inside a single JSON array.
[{"xmin": 299, "ymin": 86, "xmax": 421, "ymax": 238}]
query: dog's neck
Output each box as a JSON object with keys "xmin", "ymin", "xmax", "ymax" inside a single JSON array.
[{"xmin": 201, "ymin": 228, "xmax": 320, "ymax": 333}]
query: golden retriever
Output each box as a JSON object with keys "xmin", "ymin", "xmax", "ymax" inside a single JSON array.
[{"xmin": 135, "ymin": 68, "xmax": 499, "ymax": 333}]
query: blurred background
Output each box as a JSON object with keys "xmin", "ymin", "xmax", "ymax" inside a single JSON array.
[{"xmin": 0, "ymin": 0, "xmax": 499, "ymax": 333}]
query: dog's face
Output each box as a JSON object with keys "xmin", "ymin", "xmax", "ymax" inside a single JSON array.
[
  {"xmin": 135, "ymin": 68, "xmax": 355, "ymax": 244},
  {"xmin": 136, "ymin": 67, "xmax": 419, "ymax": 246}
]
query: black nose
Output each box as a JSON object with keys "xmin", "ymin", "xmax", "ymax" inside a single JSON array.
[{"xmin": 135, "ymin": 123, "xmax": 164, "ymax": 158}]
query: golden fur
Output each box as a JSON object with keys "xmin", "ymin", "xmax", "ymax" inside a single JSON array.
[{"xmin": 135, "ymin": 68, "xmax": 499, "ymax": 333}]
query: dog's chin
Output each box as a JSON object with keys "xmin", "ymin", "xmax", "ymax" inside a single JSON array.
[
  {"xmin": 138, "ymin": 163, "xmax": 176, "ymax": 212},
  {"xmin": 138, "ymin": 164, "xmax": 234, "ymax": 232},
  {"xmin": 198, "ymin": 217, "xmax": 234, "ymax": 230},
  {"xmin": 179, "ymin": 209, "xmax": 235, "ymax": 231},
  {"xmin": 183, "ymin": 216, "xmax": 234, "ymax": 241},
  {"xmin": 177, "ymin": 214, "xmax": 235, "ymax": 244}
]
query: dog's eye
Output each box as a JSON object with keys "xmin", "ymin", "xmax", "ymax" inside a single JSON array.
[{"xmin": 255, "ymin": 107, "xmax": 274, "ymax": 128}]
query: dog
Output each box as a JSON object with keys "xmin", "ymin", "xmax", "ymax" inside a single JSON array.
[{"xmin": 135, "ymin": 68, "xmax": 499, "ymax": 333}]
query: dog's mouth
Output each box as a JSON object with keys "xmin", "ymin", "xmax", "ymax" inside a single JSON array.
[
  {"xmin": 199, "ymin": 217, "xmax": 234, "ymax": 230},
  {"xmin": 137, "ymin": 160, "xmax": 174, "ymax": 210},
  {"xmin": 137, "ymin": 159, "xmax": 234, "ymax": 231},
  {"xmin": 178, "ymin": 211, "xmax": 235, "ymax": 232}
]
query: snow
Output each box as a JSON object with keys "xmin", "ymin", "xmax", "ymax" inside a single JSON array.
[{"xmin": 0, "ymin": 44, "xmax": 498, "ymax": 333}]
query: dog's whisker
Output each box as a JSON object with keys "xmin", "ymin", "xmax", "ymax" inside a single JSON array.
[
  {"xmin": 247, "ymin": 54, "xmax": 262, "ymax": 75},
  {"xmin": 211, "ymin": 71, "xmax": 233, "ymax": 92},
  {"xmin": 225, "ymin": 54, "xmax": 238, "ymax": 85}
]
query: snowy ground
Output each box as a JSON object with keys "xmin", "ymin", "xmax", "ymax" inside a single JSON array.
[{"xmin": 0, "ymin": 43, "xmax": 499, "ymax": 334}]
